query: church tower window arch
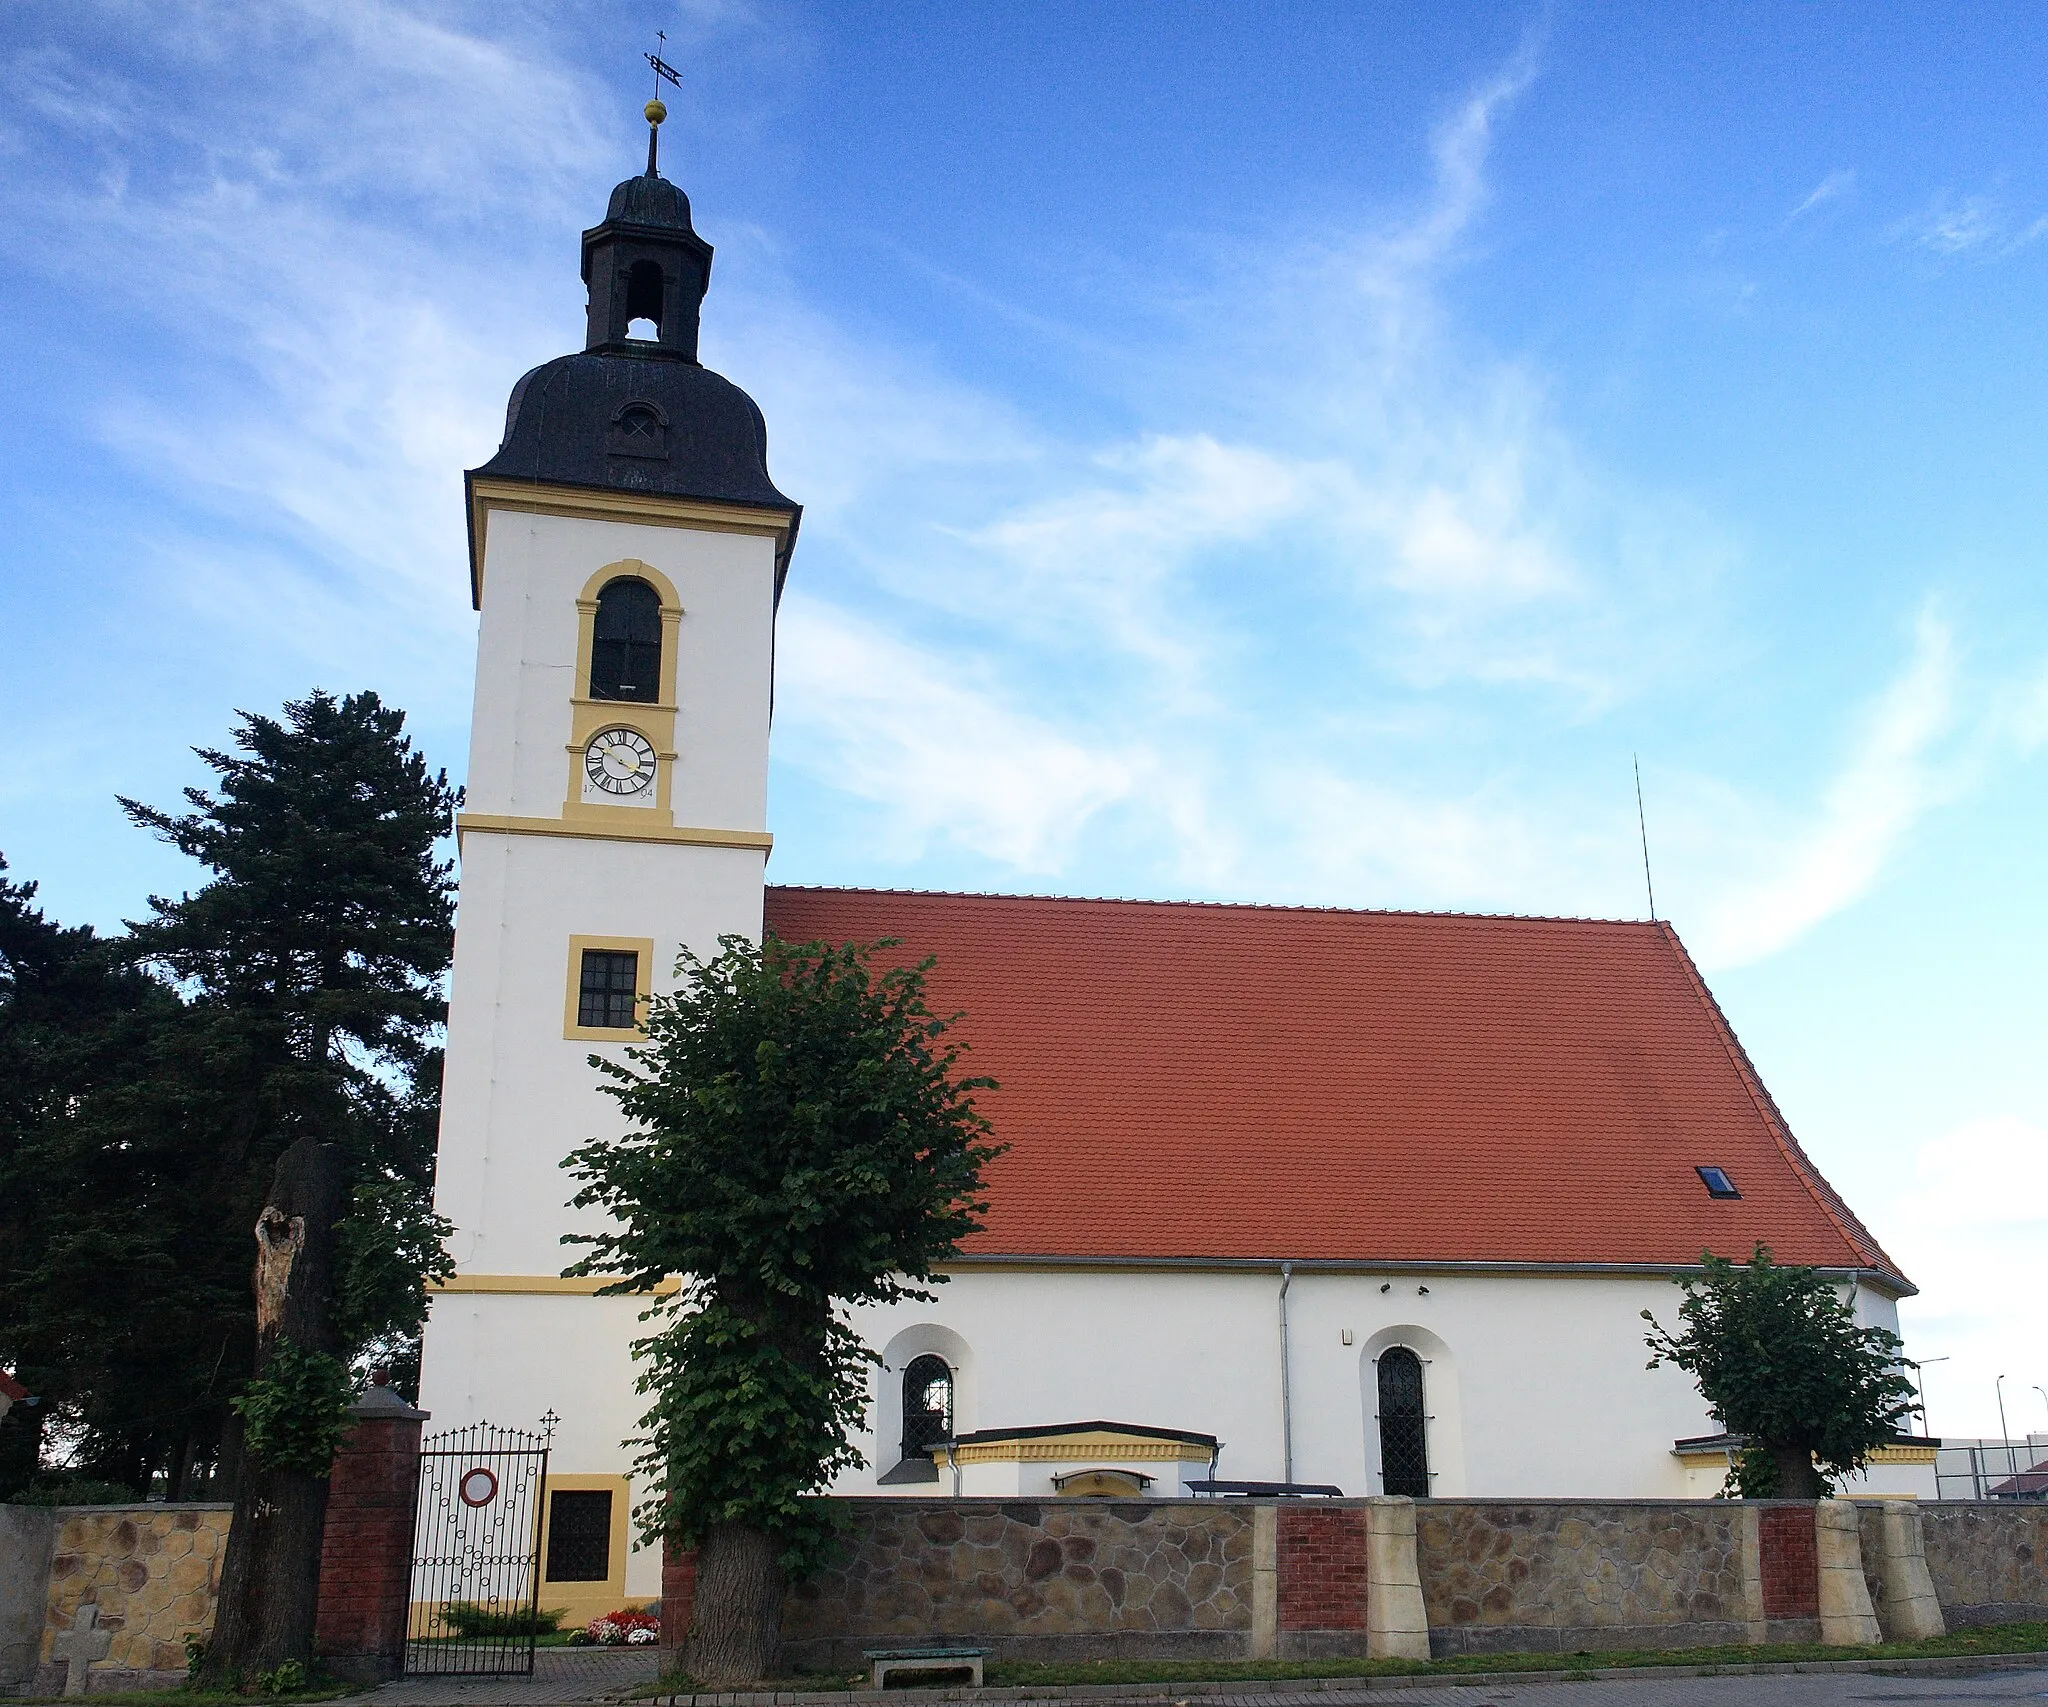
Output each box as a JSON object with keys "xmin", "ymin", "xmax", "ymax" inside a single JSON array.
[{"xmin": 589, "ymin": 576, "xmax": 663, "ymax": 703}]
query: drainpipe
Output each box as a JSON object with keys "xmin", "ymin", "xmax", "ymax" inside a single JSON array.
[{"xmin": 1278, "ymin": 1262, "xmax": 1295, "ymax": 1486}]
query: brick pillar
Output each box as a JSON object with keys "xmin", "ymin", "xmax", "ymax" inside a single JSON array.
[
  {"xmin": 1756, "ymin": 1502, "xmax": 1820, "ymax": 1630},
  {"xmin": 661, "ymin": 1542, "xmax": 697, "ymax": 1655},
  {"xmin": 1274, "ymin": 1505, "xmax": 1370, "ymax": 1656},
  {"xmin": 314, "ymin": 1378, "xmax": 428, "ymax": 1684}
]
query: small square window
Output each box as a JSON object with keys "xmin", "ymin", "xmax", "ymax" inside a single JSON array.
[
  {"xmin": 1696, "ymin": 1165, "xmax": 1741, "ymax": 1199},
  {"xmin": 577, "ymin": 949, "xmax": 640, "ymax": 1030}
]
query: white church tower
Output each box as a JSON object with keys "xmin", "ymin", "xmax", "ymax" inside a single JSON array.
[{"xmin": 419, "ymin": 106, "xmax": 798, "ymax": 1619}]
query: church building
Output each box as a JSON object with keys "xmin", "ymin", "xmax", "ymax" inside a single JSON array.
[{"xmin": 417, "ymin": 116, "xmax": 1930, "ymax": 1625}]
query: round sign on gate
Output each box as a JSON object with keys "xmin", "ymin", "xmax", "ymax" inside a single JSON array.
[{"xmin": 458, "ymin": 1466, "xmax": 499, "ymax": 1507}]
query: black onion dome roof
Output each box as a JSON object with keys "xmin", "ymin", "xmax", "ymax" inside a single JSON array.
[
  {"xmin": 604, "ymin": 172, "xmax": 695, "ymax": 231},
  {"xmin": 472, "ymin": 351, "xmax": 795, "ymax": 513}
]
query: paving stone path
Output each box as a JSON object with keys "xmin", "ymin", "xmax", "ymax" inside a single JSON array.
[
  {"xmin": 355, "ymin": 1656, "xmax": 2048, "ymax": 1707},
  {"xmin": 360, "ymin": 1647, "xmax": 661, "ymax": 1705}
]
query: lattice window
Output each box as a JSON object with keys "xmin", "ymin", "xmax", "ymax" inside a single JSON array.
[
  {"xmin": 577, "ymin": 950, "xmax": 639, "ymax": 1030},
  {"xmin": 900, "ymin": 1354, "xmax": 953, "ymax": 1459},
  {"xmin": 1376, "ymin": 1346, "xmax": 1430, "ymax": 1497},
  {"xmin": 544, "ymin": 1489, "xmax": 613, "ymax": 1583}
]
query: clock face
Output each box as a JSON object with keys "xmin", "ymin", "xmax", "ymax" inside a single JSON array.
[{"xmin": 584, "ymin": 726, "xmax": 657, "ymax": 796}]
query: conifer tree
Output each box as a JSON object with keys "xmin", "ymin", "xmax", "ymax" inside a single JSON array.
[
  {"xmin": 565, "ymin": 935, "xmax": 1001, "ymax": 1686},
  {"xmin": 114, "ymin": 689, "xmax": 458, "ymax": 1683},
  {"xmin": 0, "ymin": 857, "xmax": 194, "ymax": 1497}
]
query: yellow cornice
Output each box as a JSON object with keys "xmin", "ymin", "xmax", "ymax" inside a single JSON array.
[
  {"xmin": 467, "ymin": 476, "xmax": 797, "ymax": 608},
  {"xmin": 933, "ymin": 1431, "xmax": 1214, "ymax": 1467},
  {"xmin": 429, "ymin": 1273, "xmax": 681, "ymax": 1296},
  {"xmin": 455, "ymin": 811, "xmax": 772, "ymax": 851}
]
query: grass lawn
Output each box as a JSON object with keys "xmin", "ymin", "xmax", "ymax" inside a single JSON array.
[
  {"xmin": 4, "ymin": 1690, "xmax": 354, "ymax": 1706},
  {"xmin": 639, "ymin": 1620, "xmax": 2048, "ymax": 1696}
]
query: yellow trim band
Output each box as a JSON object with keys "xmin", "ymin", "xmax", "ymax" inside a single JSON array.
[
  {"xmin": 936, "ymin": 1440, "xmax": 1211, "ymax": 1467},
  {"xmin": 469, "ymin": 477, "xmax": 796, "ymax": 606},
  {"xmin": 456, "ymin": 812, "xmax": 773, "ymax": 851},
  {"xmin": 430, "ymin": 1274, "xmax": 682, "ymax": 1296}
]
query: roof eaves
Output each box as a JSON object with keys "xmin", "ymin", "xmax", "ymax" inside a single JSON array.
[
  {"xmin": 766, "ymin": 883, "xmax": 1659, "ymax": 930},
  {"xmin": 943, "ymin": 1253, "xmax": 1908, "ymax": 1285}
]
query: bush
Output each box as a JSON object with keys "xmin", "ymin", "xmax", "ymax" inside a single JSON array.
[
  {"xmin": 231, "ymin": 1340, "xmax": 357, "ymax": 1476},
  {"xmin": 8, "ymin": 1478, "xmax": 140, "ymax": 1506},
  {"xmin": 439, "ymin": 1601, "xmax": 566, "ymax": 1638}
]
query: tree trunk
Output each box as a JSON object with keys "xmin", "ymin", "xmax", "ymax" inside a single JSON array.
[
  {"xmin": 1772, "ymin": 1441, "xmax": 1823, "ymax": 1500},
  {"xmin": 684, "ymin": 1522, "xmax": 785, "ymax": 1685},
  {"xmin": 200, "ymin": 1137, "xmax": 347, "ymax": 1688},
  {"xmin": 166, "ymin": 1432, "xmax": 193, "ymax": 1503}
]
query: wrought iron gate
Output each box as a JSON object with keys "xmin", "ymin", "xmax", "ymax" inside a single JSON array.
[{"xmin": 405, "ymin": 1419, "xmax": 552, "ymax": 1676}]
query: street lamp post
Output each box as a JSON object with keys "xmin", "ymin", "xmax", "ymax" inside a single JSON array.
[
  {"xmin": 1997, "ymin": 1375, "xmax": 2015, "ymax": 1488},
  {"xmin": 1912, "ymin": 1356, "xmax": 1949, "ymax": 1438}
]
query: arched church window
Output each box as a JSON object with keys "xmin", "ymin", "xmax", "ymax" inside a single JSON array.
[
  {"xmin": 1376, "ymin": 1346, "xmax": 1430, "ymax": 1497},
  {"xmin": 590, "ymin": 578, "xmax": 662, "ymax": 703},
  {"xmin": 624, "ymin": 259, "xmax": 665, "ymax": 339},
  {"xmin": 900, "ymin": 1354, "xmax": 953, "ymax": 1460}
]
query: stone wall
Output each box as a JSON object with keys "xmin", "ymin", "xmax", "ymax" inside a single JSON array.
[
  {"xmin": 1414, "ymin": 1501, "xmax": 1758, "ymax": 1657},
  {"xmin": 1, "ymin": 1388, "xmax": 425, "ymax": 1694},
  {"xmin": 32, "ymin": 1506, "xmax": 230, "ymax": 1695},
  {"xmin": 703, "ymin": 1496, "xmax": 2048, "ymax": 1672},
  {"xmin": 779, "ymin": 1500, "xmax": 1255, "ymax": 1669},
  {"xmin": 1916, "ymin": 1503, "xmax": 2048, "ymax": 1629}
]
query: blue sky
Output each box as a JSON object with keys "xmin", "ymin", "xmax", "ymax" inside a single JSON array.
[{"xmin": 2, "ymin": 2, "xmax": 2044, "ymax": 1440}]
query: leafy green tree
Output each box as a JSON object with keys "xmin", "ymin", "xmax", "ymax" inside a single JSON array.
[
  {"xmin": 564, "ymin": 935, "xmax": 1001, "ymax": 1685},
  {"xmin": 1643, "ymin": 1243, "xmax": 1920, "ymax": 1498}
]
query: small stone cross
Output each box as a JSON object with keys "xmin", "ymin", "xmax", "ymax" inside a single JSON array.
[{"xmin": 51, "ymin": 1603, "xmax": 113, "ymax": 1697}]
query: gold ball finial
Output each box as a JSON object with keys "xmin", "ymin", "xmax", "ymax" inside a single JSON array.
[{"xmin": 645, "ymin": 98, "xmax": 668, "ymax": 126}]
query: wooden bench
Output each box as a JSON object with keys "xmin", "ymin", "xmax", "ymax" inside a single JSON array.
[{"xmin": 863, "ymin": 1646, "xmax": 989, "ymax": 1689}]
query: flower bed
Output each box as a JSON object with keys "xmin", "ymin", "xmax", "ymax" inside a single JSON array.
[{"xmin": 573, "ymin": 1608, "xmax": 662, "ymax": 1646}]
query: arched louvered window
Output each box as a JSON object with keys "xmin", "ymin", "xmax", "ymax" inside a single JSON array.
[
  {"xmin": 590, "ymin": 578, "xmax": 662, "ymax": 703},
  {"xmin": 1376, "ymin": 1346, "xmax": 1430, "ymax": 1497},
  {"xmin": 899, "ymin": 1355, "xmax": 953, "ymax": 1460}
]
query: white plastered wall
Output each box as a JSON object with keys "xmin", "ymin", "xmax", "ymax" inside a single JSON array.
[
  {"xmin": 421, "ymin": 504, "xmax": 780, "ymax": 1603},
  {"xmin": 428, "ymin": 1262, "xmax": 1917, "ymax": 1598}
]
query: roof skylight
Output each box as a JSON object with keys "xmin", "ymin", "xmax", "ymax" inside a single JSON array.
[{"xmin": 1696, "ymin": 1165, "xmax": 1741, "ymax": 1199}]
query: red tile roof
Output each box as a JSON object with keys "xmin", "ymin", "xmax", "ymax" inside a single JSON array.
[
  {"xmin": 761, "ymin": 888, "xmax": 1908, "ymax": 1291},
  {"xmin": 0, "ymin": 1369, "xmax": 28, "ymax": 1404}
]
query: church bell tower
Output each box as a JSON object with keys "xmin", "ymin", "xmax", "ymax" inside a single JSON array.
[{"xmin": 418, "ymin": 102, "xmax": 798, "ymax": 1620}]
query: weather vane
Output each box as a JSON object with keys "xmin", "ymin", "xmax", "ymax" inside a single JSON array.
[{"xmin": 644, "ymin": 32, "xmax": 681, "ymax": 175}]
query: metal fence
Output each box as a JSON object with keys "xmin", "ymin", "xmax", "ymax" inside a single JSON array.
[
  {"xmin": 1933, "ymin": 1437, "xmax": 2048, "ymax": 1501},
  {"xmin": 404, "ymin": 1419, "xmax": 553, "ymax": 1676}
]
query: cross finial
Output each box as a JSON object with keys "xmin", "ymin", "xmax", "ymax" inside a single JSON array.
[{"xmin": 644, "ymin": 34, "xmax": 681, "ymax": 176}]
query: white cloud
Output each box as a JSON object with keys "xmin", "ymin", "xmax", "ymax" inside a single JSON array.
[
  {"xmin": 1881, "ymin": 1115, "xmax": 2048, "ymax": 1440},
  {"xmin": 776, "ymin": 600, "xmax": 1139, "ymax": 871},
  {"xmin": 1890, "ymin": 191, "xmax": 2048, "ymax": 259},
  {"xmin": 1787, "ymin": 169, "xmax": 1856, "ymax": 222},
  {"xmin": 1688, "ymin": 609, "xmax": 1958, "ymax": 967}
]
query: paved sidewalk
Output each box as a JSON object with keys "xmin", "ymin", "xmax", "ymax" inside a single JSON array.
[
  {"xmin": 350, "ymin": 1658, "xmax": 2048, "ymax": 1707},
  {"xmin": 360, "ymin": 1647, "xmax": 661, "ymax": 1705}
]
